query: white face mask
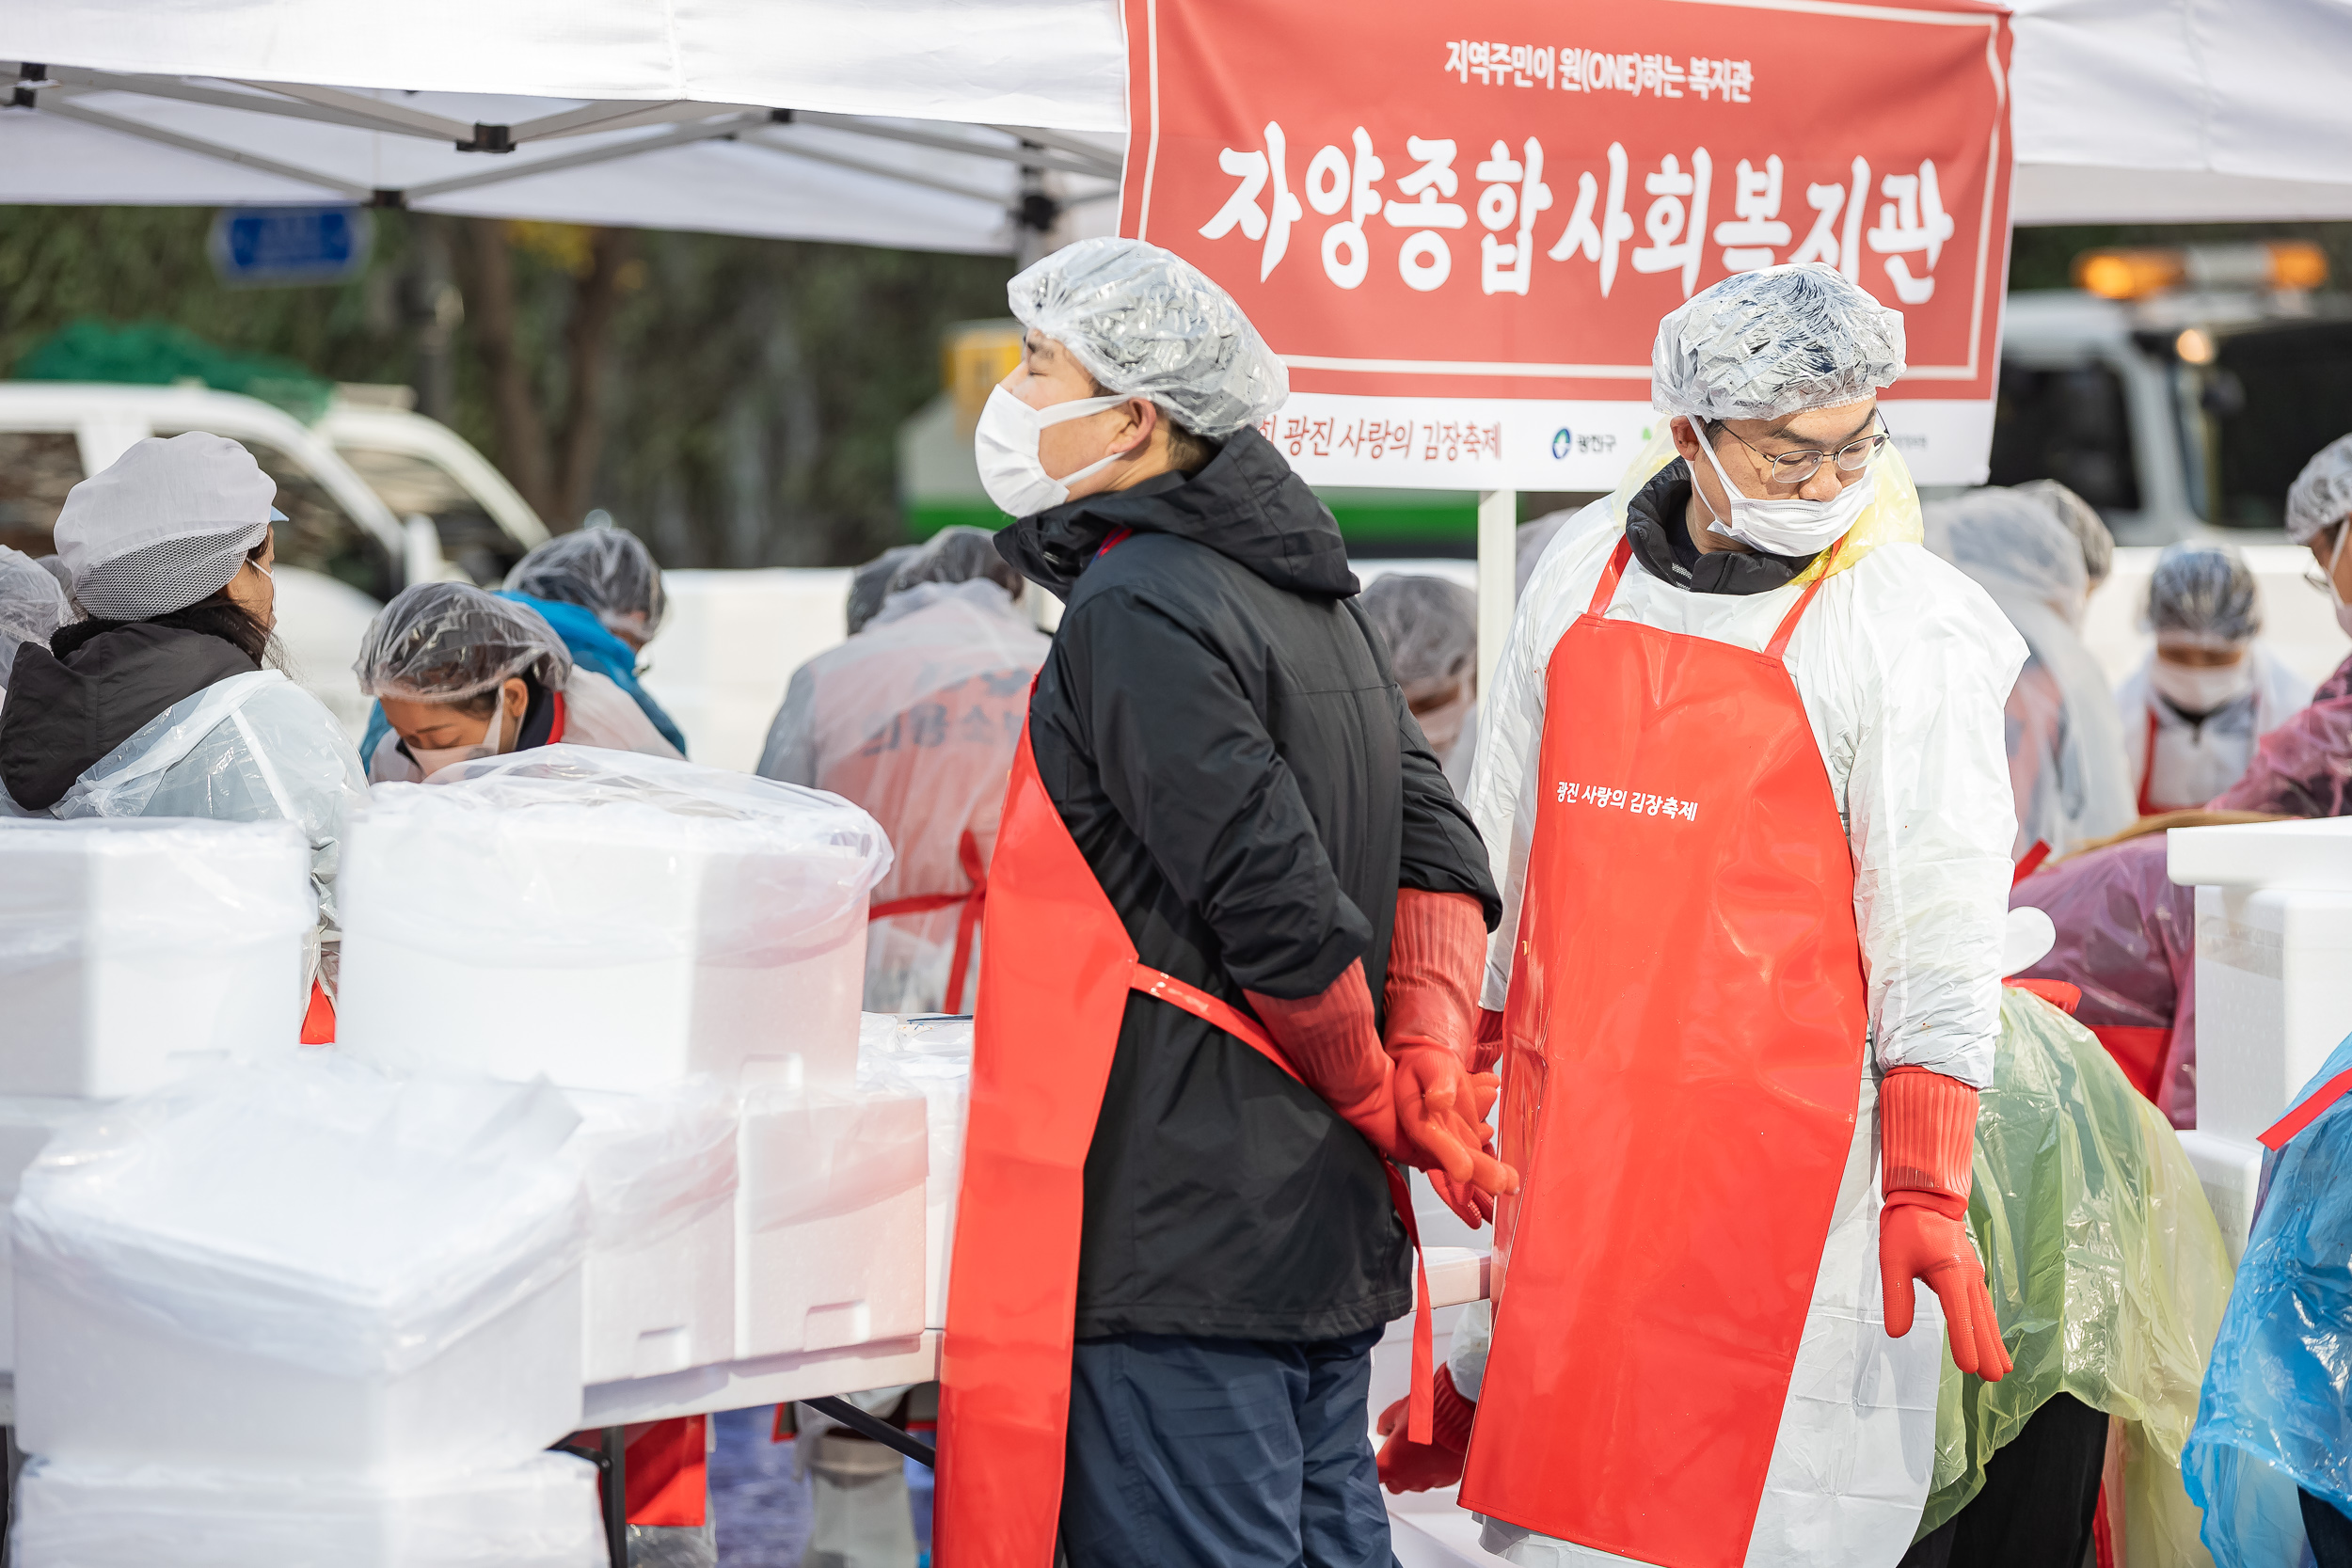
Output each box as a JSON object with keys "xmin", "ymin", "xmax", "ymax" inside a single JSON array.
[
  {"xmin": 975, "ymin": 386, "xmax": 1133, "ymax": 518},
  {"xmin": 2150, "ymin": 653, "xmax": 2254, "ymax": 717},
  {"xmin": 408, "ymin": 700, "xmax": 512, "ymax": 780},
  {"xmin": 1689, "ymin": 420, "xmax": 1879, "ymax": 556}
]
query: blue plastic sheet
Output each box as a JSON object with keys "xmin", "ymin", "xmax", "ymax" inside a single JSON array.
[{"xmin": 2183, "ymin": 1032, "xmax": 2352, "ymax": 1568}]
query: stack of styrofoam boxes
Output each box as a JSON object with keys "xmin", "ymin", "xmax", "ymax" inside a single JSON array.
[
  {"xmin": 2168, "ymin": 819, "xmax": 2352, "ymax": 1262},
  {"xmin": 8, "ymin": 1060, "xmax": 604, "ymax": 1566},
  {"xmin": 0, "ymin": 818, "xmax": 313, "ymax": 1374},
  {"xmin": 336, "ymin": 747, "xmax": 930, "ymax": 1376},
  {"xmin": 857, "ymin": 1014, "xmax": 974, "ymax": 1330}
]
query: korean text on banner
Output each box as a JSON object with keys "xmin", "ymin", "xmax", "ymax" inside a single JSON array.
[{"xmin": 1120, "ymin": 0, "xmax": 2015, "ymax": 490}]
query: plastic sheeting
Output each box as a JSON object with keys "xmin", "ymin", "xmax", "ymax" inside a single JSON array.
[
  {"xmin": 0, "ymin": 817, "xmax": 312, "ymax": 967},
  {"xmin": 2216, "ymin": 654, "xmax": 2352, "ymax": 818},
  {"xmin": 11, "ymin": 1451, "xmax": 608, "ymax": 1568},
  {"xmin": 357, "ymin": 582, "xmax": 572, "ymax": 704},
  {"xmin": 559, "ymin": 1080, "xmax": 739, "ymax": 1250},
  {"xmin": 346, "ymin": 744, "xmax": 891, "ymax": 970},
  {"xmin": 1927, "ymin": 487, "xmax": 2137, "ymax": 859},
  {"xmin": 364, "ymin": 667, "xmax": 684, "ymax": 784},
  {"xmin": 2183, "ymin": 1032, "xmax": 2352, "ymax": 1568},
  {"xmin": 0, "ymin": 544, "xmax": 72, "ymax": 689},
  {"xmin": 1917, "ymin": 987, "xmax": 2233, "ymax": 1566},
  {"xmin": 2012, "ymin": 834, "xmax": 2199, "ymax": 1124},
  {"xmin": 1008, "ymin": 237, "xmax": 1287, "ymax": 437},
  {"xmin": 504, "ymin": 531, "xmax": 668, "ymax": 645},
  {"xmin": 25, "ymin": 669, "xmax": 368, "ymax": 985},
  {"xmin": 11, "ymin": 1057, "xmax": 586, "ymax": 1380},
  {"xmin": 1648, "ymin": 263, "xmax": 1905, "ymax": 421},
  {"xmin": 759, "ymin": 581, "xmax": 1044, "ymax": 1013}
]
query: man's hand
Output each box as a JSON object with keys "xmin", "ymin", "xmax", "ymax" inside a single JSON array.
[{"xmin": 1392, "ymin": 1045, "xmax": 1516, "ymax": 1201}]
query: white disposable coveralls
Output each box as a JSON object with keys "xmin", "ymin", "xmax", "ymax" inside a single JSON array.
[
  {"xmin": 1452, "ymin": 497, "xmax": 2025, "ymax": 1568},
  {"xmin": 757, "ymin": 579, "xmax": 1050, "ymax": 1013},
  {"xmin": 2115, "ymin": 643, "xmax": 2312, "ymax": 812},
  {"xmin": 25, "ymin": 669, "xmax": 366, "ymax": 988},
  {"xmin": 364, "ymin": 669, "xmax": 681, "ymax": 784}
]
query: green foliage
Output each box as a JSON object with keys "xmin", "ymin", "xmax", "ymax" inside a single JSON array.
[{"xmin": 18, "ymin": 318, "xmax": 336, "ymax": 422}]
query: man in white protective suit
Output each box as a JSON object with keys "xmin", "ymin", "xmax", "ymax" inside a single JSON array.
[{"xmin": 1374, "ymin": 263, "xmax": 2022, "ymax": 1568}]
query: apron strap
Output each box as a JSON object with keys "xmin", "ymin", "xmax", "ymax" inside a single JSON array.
[
  {"xmin": 868, "ymin": 830, "xmax": 991, "ymax": 1013},
  {"xmin": 2261, "ymin": 1064, "xmax": 2352, "ymax": 1150},
  {"xmin": 1586, "ymin": 538, "xmax": 1634, "ymax": 615},
  {"xmin": 2136, "ymin": 705, "xmax": 2161, "ymax": 817},
  {"xmin": 1762, "ymin": 532, "xmax": 1850, "ymax": 659},
  {"xmin": 1127, "ymin": 963, "xmax": 1439, "ymax": 1445}
]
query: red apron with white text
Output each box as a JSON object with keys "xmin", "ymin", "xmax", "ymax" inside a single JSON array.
[
  {"xmin": 931, "ymin": 717, "xmax": 1431, "ymax": 1567},
  {"xmin": 1458, "ymin": 538, "xmax": 1868, "ymax": 1566}
]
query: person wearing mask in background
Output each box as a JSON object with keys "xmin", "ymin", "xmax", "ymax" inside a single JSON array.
[
  {"xmin": 2118, "ymin": 543, "xmax": 2312, "ymax": 815},
  {"xmin": 0, "ymin": 546, "xmax": 72, "ymax": 706},
  {"xmin": 759, "ymin": 525, "xmax": 1048, "ymax": 1015},
  {"xmin": 1359, "ymin": 575, "xmax": 1478, "ymax": 792},
  {"xmin": 936, "ymin": 237, "xmax": 1510, "ymax": 1568},
  {"xmin": 1380, "ymin": 265, "xmax": 2020, "ymax": 1568},
  {"xmin": 0, "ymin": 434, "xmax": 368, "ymax": 1036},
  {"xmin": 356, "ymin": 582, "xmax": 681, "ymax": 784},
  {"xmin": 358, "ymin": 529, "xmax": 686, "ymax": 765},
  {"xmin": 1927, "ymin": 485, "xmax": 2134, "ymax": 863}
]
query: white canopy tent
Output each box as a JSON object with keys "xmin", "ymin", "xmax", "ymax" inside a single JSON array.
[{"xmin": 6, "ymin": 0, "xmax": 2352, "ymax": 245}]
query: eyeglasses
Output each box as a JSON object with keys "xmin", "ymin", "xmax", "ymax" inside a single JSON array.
[{"xmin": 1711, "ymin": 416, "xmax": 1890, "ymax": 485}]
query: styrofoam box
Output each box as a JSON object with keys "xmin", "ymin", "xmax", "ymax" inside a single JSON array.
[
  {"xmin": 584, "ymin": 1196, "xmax": 734, "ymax": 1386},
  {"xmin": 0, "ymin": 820, "xmax": 307, "ymax": 1096},
  {"xmin": 2191, "ymin": 886, "xmax": 2352, "ymax": 1143},
  {"xmin": 737, "ymin": 1090, "xmax": 927, "ymax": 1359},
  {"xmin": 15, "ymin": 1262, "xmax": 585, "ymax": 1481},
  {"xmin": 915, "ymin": 1083, "xmax": 968, "ymax": 1333},
  {"xmin": 0, "ymin": 1097, "xmax": 99, "ymax": 1375},
  {"xmin": 10, "ymin": 1451, "xmax": 605, "ymax": 1568},
  {"xmin": 337, "ymin": 838, "xmax": 867, "ymax": 1096},
  {"xmin": 2177, "ymin": 1128, "xmax": 2265, "ymax": 1268}
]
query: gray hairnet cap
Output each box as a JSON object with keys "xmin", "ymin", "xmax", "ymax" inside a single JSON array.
[
  {"xmin": 2146, "ymin": 542, "xmax": 2261, "ymax": 647},
  {"xmin": 887, "ymin": 526, "xmax": 1024, "ymax": 602},
  {"xmin": 1009, "ymin": 237, "xmax": 1288, "ymax": 437},
  {"xmin": 2014, "ymin": 479, "xmax": 2111, "ymax": 586},
  {"xmin": 1360, "ymin": 575, "xmax": 1475, "ymax": 689},
  {"xmin": 55, "ymin": 433, "xmax": 286, "ymax": 621},
  {"xmin": 356, "ymin": 581, "xmax": 572, "ymax": 704},
  {"xmin": 504, "ymin": 529, "xmax": 666, "ymax": 641},
  {"xmin": 1652, "ymin": 262, "xmax": 1906, "ymax": 421},
  {"xmin": 2285, "ymin": 434, "xmax": 2352, "ymax": 546}
]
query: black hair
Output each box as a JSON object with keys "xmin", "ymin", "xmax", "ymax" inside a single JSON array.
[{"xmin": 49, "ymin": 540, "xmax": 278, "ymax": 668}]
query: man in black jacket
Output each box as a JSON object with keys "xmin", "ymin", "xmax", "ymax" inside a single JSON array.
[{"xmin": 964, "ymin": 238, "xmax": 1510, "ymax": 1566}]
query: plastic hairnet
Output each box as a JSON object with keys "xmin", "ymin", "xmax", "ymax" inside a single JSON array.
[
  {"xmin": 2145, "ymin": 543, "xmax": 2260, "ymax": 649},
  {"xmin": 355, "ymin": 582, "xmax": 572, "ymax": 704},
  {"xmin": 1923, "ymin": 487, "xmax": 2089, "ymax": 625},
  {"xmin": 502, "ymin": 529, "xmax": 666, "ymax": 642},
  {"xmin": 1651, "ymin": 262, "xmax": 1906, "ymax": 421},
  {"xmin": 2015, "ymin": 479, "xmax": 2112, "ymax": 586},
  {"xmin": 886, "ymin": 526, "xmax": 1024, "ymax": 603},
  {"xmin": 0, "ymin": 546, "xmax": 71, "ymax": 684},
  {"xmin": 1360, "ymin": 575, "xmax": 1475, "ymax": 689},
  {"xmin": 2284, "ymin": 433, "xmax": 2352, "ymax": 546},
  {"xmin": 1008, "ymin": 237, "xmax": 1288, "ymax": 437},
  {"xmin": 847, "ymin": 545, "xmax": 920, "ymax": 636}
]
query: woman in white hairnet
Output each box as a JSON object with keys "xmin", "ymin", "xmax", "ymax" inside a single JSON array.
[
  {"xmin": 2116, "ymin": 543, "xmax": 2312, "ymax": 814},
  {"xmin": 0, "ymin": 434, "xmax": 369, "ymax": 1032},
  {"xmin": 758, "ymin": 526, "xmax": 1048, "ymax": 1016},
  {"xmin": 1376, "ymin": 264, "xmax": 2026, "ymax": 1568},
  {"xmin": 356, "ymin": 581, "xmax": 681, "ymax": 784},
  {"xmin": 1359, "ymin": 574, "xmax": 1478, "ymax": 790},
  {"xmin": 0, "ymin": 545, "xmax": 72, "ymax": 706},
  {"xmin": 1926, "ymin": 484, "xmax": 2136, "ymax": 860}
]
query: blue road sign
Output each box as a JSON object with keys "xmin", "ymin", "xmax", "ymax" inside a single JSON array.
[{"xmin": 207, "ymin": 206, "xmax": 374, "ymax": 287}]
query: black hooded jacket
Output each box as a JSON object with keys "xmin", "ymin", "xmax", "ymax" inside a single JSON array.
[
  {"xmin": 996, "ymin": 427, "xmax": 1500, "ymax": 1341},
  {"xmin": 0, "ymin": 624, "xmax": 257, "ymax": 810}
]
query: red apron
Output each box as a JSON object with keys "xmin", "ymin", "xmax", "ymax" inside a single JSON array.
[
  {"xmin": 1459, "ymin": 538, "xmax": 1869, "ymax": 1565},
  {"xmin": 932, "ymin": 716, "xmax": 1431, "ymax": 1567},
  {"xmin": 867, "ymin": 828, "xmax": 989, "ymax": 1014}
]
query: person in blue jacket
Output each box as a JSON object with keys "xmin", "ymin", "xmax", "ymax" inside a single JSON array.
[{"xmin": 360, "ymin": 528, "xmax": 686, "ymax": 761}]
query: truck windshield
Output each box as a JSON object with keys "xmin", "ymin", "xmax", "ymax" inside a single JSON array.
[
  {"xmin": 1988, "ymin": 361, "xmax": 2140, "ymax": 515},
  {"xmin": 2206, "ymin": 321, "xmax": 2352, "ymax": 530}
]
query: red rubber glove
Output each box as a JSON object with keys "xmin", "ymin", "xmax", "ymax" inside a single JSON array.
[
  {"xmin": 1247, "ymin": 961, "xmax": 1405, "ymax": 1160},
  {"xmin": 1375, "ymin": 1365, "xmax": 1478, "ymax": 1493},
  {"xmin": 1878, "ymin": 1066, "xmax": 2011, "ymax": 1381},
  {"xmin": 1471, "ymin": 1006, "xmax": 1506, "ymax": 1075},
  {"xmin": 1384, "ymin": 891, "xmax": 1517, "ymax": 1207}
]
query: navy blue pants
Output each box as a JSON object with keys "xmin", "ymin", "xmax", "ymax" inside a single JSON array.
[{"xmin": 1059, "ymin": 1327, "xmax": 1391, "ymax": 1568}]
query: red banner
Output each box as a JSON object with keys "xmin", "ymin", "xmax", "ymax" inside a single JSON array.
[{"xmin": 1120, "ymin": 0, "xmax": 2014, "ymax": 489}]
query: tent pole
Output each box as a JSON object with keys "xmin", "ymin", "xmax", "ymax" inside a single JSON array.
[{"xmin": 1477, "ymin": 489, "xmax": 1516, "ymax": 715}]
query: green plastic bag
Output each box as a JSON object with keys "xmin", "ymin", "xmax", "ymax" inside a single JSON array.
[
  {"xmin": 16, "ymin": 320, "xmax": 333, "ymax": 423},
  {"xmin": 1917, "ymin": 988, "xmax": 2233, "ymax": 1567}
]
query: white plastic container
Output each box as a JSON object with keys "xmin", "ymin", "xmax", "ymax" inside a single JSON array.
[
  {"xmin": 2176, "ymin": 1128, "xmax": 2265, "ymax": 1266},
  {"xmin": 13, "ymin": 1060, "xmax": 588, "ymax": 1480},
  {"xmin": 0, "ymin": 819, "xmax": 310, "ymax": 1096},
  {"xmin": 736, "ymin": 1087, "xmax": 928, "ymax": 1359},
  {"xmin": 0, "ymin": 1096, "xmax": 101, "ymax": 1375},
  {"xmin": 858, "ymin": 1014, "xmax": 973, "ymax": 1330},
  {"xmin": 2187, "ymin": 885, "xmax": 2352, "ymax": 1142},
  {"xmin": 337, "ymin": 747, "xmax": 890, "ymax": 1094},
  {"xmin": 10, "ymin": 1451, "xmax": 606, "ymax": 1567},
  {"xmin": 564, "ymin": 1083, "xmax": 739, "ymax": 1386}
]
